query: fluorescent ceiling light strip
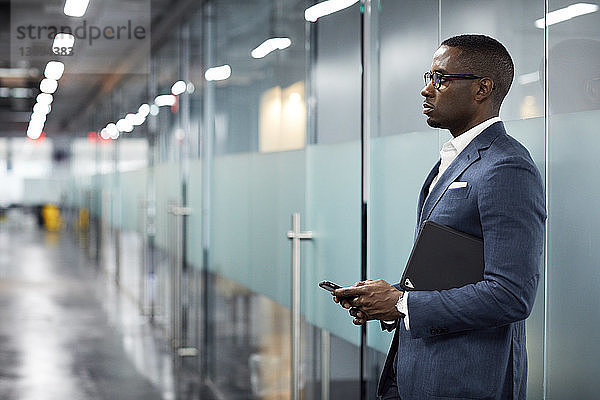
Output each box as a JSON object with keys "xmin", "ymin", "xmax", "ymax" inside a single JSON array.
[
  {"xmin": 154, "ymin": 94, "xmax": 176, "ymax": 107},
  {"xmin": 40, "ymin": 79, "xmax": 58, "ymax": 94},
  {"xmin": 171, "ymin": 80, "xmax": 187, "ymax": 95},
  {"xmin": 53, "ymin": 33, "xmax": 75, "ymax": 49},
  {"xmin": 116, "ymin": 119, "xmax": 133, "ymax": 133},
  {"xmin": 64, "ymin": 0, "xmax": 90, "ymax": 17},
  {"xmin": 44, "ymin": 61, "xmax": 65, "ymax": 80},
  {"xmin": 535, "ymin": 3, "xmax": 599, "ymax": 28},
  {"xmin": 37, "ymin": 93, "xmax": 53, "ymax": 105},
  {"xmin": 205, "ymin": 65, "xmax": 231, "ymax": 81},
  {"xmin": 305, "ymin": 0, "xmax": 359, "ymax": 22},
  {"xmin": 30, "ymin": 112, "xmax": 47, "ymax": 123},
  {"xmin": 28, "ymin": 120, "xmax": 44, "ymax": 134},
  {"xmin": 251, "ymin": 38, "xmax": 292, "ymax": 59},
  {"xmin": 138, "ymin": 104, "xmax": 150, "ymax": 117},
  {"xmin": 105, "ymin": 123, "xmax": 119, "ymax": 139},
  {"xmin": 33, "ymin": 103, "xmax": 51, "ymax": 115},
  {"xmin": 28, "ymin": 129, "xmax": 43, "ymax": 140},
  {"xmin": 100, "ymin": 128, "xmax": 111, "ymax": 140},
  {"xmin": 125, "ymin": 113, "xmax": 145, "ymax": 126}
]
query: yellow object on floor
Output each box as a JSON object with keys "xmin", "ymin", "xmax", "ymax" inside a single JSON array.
[{"xmin": 42, "ymin": 204, "xmax": 61, "ymax": 232}]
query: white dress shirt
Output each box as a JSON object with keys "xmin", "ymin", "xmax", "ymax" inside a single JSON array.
[{"xmin": 398, "ymin": 116, "xmax": 502, "ymax": 331}]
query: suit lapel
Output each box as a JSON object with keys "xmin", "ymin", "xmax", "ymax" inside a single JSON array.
[
  {"xmin": 417, "ymin": 160, "xmax": 440, "ymax": 218},
  {"xmin": 418, "ymin": 122, "xmax": 505, "ymax": 224}
]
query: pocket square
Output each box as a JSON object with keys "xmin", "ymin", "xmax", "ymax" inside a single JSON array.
[{"xmin": 448, "ymin": 181, "xmax": 468, "ymax": 189}]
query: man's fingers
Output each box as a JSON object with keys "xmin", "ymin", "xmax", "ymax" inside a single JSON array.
[
  {"xmin": 349, "ymin": 307, "xmax": 368, "ymax": 322},
  {"xmin": 334, "ymin": 286, "xmax": 366, "ymax": 298}
]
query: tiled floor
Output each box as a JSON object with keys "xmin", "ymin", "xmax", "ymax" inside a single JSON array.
[{"xmin": 0, "ymin": 213, "xmax": 176, "ymax": 399}]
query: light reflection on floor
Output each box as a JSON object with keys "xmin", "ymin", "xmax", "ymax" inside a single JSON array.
[{"xmin": 0, "ymin": 213, "xmax": 173, "ymax": 400}]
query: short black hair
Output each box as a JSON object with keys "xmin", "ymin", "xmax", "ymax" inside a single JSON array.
[{"xmin": 441, "ymin": 34, "xmax": 514, "ymax": 110}]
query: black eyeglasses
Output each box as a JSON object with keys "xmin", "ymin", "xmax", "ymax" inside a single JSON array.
[{"xmin": 424, "ymin": 71, "xmax": 484, "ymax": 90}]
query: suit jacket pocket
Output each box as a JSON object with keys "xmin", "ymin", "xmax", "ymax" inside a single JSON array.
[
  {"xmin": 424, "ymin": 331, "xmax": 501, "ymax": 399},
  {"xmin": 444, "ymin": 185, "xmax": 472, "ymax": 199}
]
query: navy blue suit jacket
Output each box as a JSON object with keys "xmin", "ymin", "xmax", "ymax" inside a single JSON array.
[{"xmin": 378, "ymin": 122, "xmax": 546, "ymax": 399}]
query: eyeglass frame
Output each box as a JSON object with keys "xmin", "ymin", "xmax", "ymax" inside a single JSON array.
[{"xmin": 424, "ymin": 70, "xmax": 488, "ymax": 90}]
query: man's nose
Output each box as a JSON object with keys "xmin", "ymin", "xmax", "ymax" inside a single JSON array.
[{"xmin": 421, "ymin": 82, "xmax": 434, "ymax": 98}]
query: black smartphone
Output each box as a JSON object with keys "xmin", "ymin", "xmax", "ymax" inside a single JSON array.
[{"xmin": 319, "ymin": 280, "xmax": 342, "ymax": 292}]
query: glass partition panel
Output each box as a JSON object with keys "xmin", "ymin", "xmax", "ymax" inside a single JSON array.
[
  {"xmin": 369, "ymin": 1, "xmax": 546, "ymax": 399},
  {"xmin": 440, "ymin": 2, "xmax": 546, "ymax": 398},
  {"xmin": 547, "ymin": 1, "xmax": 600, "ymax": 397},
  {"xmin": 200, "ymin": 0, "xmax": 363, "ymax": 397},
  {"xmin": 368, "ymin": 1, "xmax": 441, "ymax": 390}
]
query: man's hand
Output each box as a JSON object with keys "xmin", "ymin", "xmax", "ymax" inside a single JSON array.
[{"xmin": 332, "ymin": 279, "xmax": 403, "ymax": 325}]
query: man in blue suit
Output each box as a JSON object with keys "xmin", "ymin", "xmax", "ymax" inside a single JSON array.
[{"xmin": 333, "ymin": 35, "xmax": 546, "ymax": 399}]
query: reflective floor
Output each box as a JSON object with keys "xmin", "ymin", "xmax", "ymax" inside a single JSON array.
[{"xmin": 0, "ymin": 212, "xmax": 175, "ymax": 400}]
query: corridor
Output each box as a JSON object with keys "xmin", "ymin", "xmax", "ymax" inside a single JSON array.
[{"xmin": 0, "ymin": 210, "xmax": 174, "ymax": 399}]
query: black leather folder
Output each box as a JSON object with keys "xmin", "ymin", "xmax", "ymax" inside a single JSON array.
[{"xmin": 399, "ymin": 220, "xmax": 484, "ymax": 292}]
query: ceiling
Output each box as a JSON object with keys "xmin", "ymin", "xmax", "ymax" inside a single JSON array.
[{"xmin": 0, "ymin": 0, "xmax": 193, "ymax": 138}]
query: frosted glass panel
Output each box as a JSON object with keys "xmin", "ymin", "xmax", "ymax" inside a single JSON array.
[
  {"xmin": 154, "ymin": 162, "xmax": 181, "ymax": 251},
  {"xmin": 547, "ymin": 0, "xmax": 600, "ymax": 396},
  {"xmin": 303, "ymin": 141, "xmax": 362, "ymax": 347},
  {"xmin": 504, "ymin": 117, "xmax": 545, "ymax": 400},
  {"xmin": 118, "ymin": 169, "xmax": 147, "ymax": 232},
  {"xmin": 368, "ymin": 131, "xmax": 440, "ymax": 352},
  {"xmin": 211, "ymin": 150, "xmax": 305, "ymax": 308},
  {"xmin": 547, "ymin": 111, "xmax": 600, "ymax": 398}
]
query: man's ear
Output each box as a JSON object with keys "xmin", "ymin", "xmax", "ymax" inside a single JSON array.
[{"xmin": 474, "ymin": 77, "xmax": 495, "ymax": 102}]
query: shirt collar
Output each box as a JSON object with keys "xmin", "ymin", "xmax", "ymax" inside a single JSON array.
[{"xmin": 447, "ymin": 116, "xmax": 502, "ymax": 155}]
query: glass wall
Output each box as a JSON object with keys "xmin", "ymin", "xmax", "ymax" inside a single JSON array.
[
  {"xmin": 369, "ymin": 1, "xmax": 547, "ymax": 398},
  {"xmin": 547, "ymin": 1, "xmax": 600, "ymax": 398},
  {"xmin": 63, "ymin": 0, "xmax": 600, "ymax": 399}
]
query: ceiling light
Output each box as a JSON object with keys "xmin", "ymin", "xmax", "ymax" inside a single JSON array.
[
  {"xmin": 171, "ymin": 80, "xmax": 187, "ymax": 95},
  {"xmin": 27, "ymin": 128, "xmax": 43, "ymax": 140},
  {"xmin": 305, "ymin": 0, "xmax": 359, "ymax": 22},
  {"xmin": 53, "ymin": 33, "xmax": 75, "ymax": 50},
  {"xmin": 187, "ymin": 82, "xmax": 195, "ymax": 93},
  {"xmin": 251, "ymin": 38, "xmax": 292, "ymax": 59},
  {"xmin": 125, "ymin": 113, "xmax": 145, "ymax": 126},
  {"xmin": 205, "ymin": 65, "xmax": 232, "ymax": 81},
  {"xmin": 149, "ymin": 104, "xmax": 159, "ymax": 116},
  {"xmin": 116, "ymin": 118, "xmax": 134, "ymax": 133},
  {"xmin": 138, "ymin": 104, "xmax": 150, "ymax": 117},
  {"xmin": 40, "ymin": 78, "xmax": 58, "ymax": 94},
  {"xmin": 37, "ymin": 93, "xmax": 54, "ymax": 105},
  {"xmin": 64, "ymin": 0, "xmax": 90, "ymax": 17},
  {"xmin": 535, "ymin": 3, "xmax": 599, "ymax": 28},
  {"xmin": 154, "ymin": 94, "xmax": 176, "ymax": 107},
  {"xmin": 44, "ymin": 61, "xmax": 65, "ymax": 80},
  {"xmin": 30, "ymin": 112, "xmax": 47, "ymax": 123},
  {"xmin": 33, "ymin": 103, "xmax": 51, "ymax": 115},
  {"xmin": 100, "ymin": 128, "xmax": 111, "ymax": 140},
  {"xmin": 106, "ymin": 123, "xmax": 118, "ymax": 135},
  {"xmin": 28, "ymin": 120, "xmax": 44, "ymax": 135}
]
